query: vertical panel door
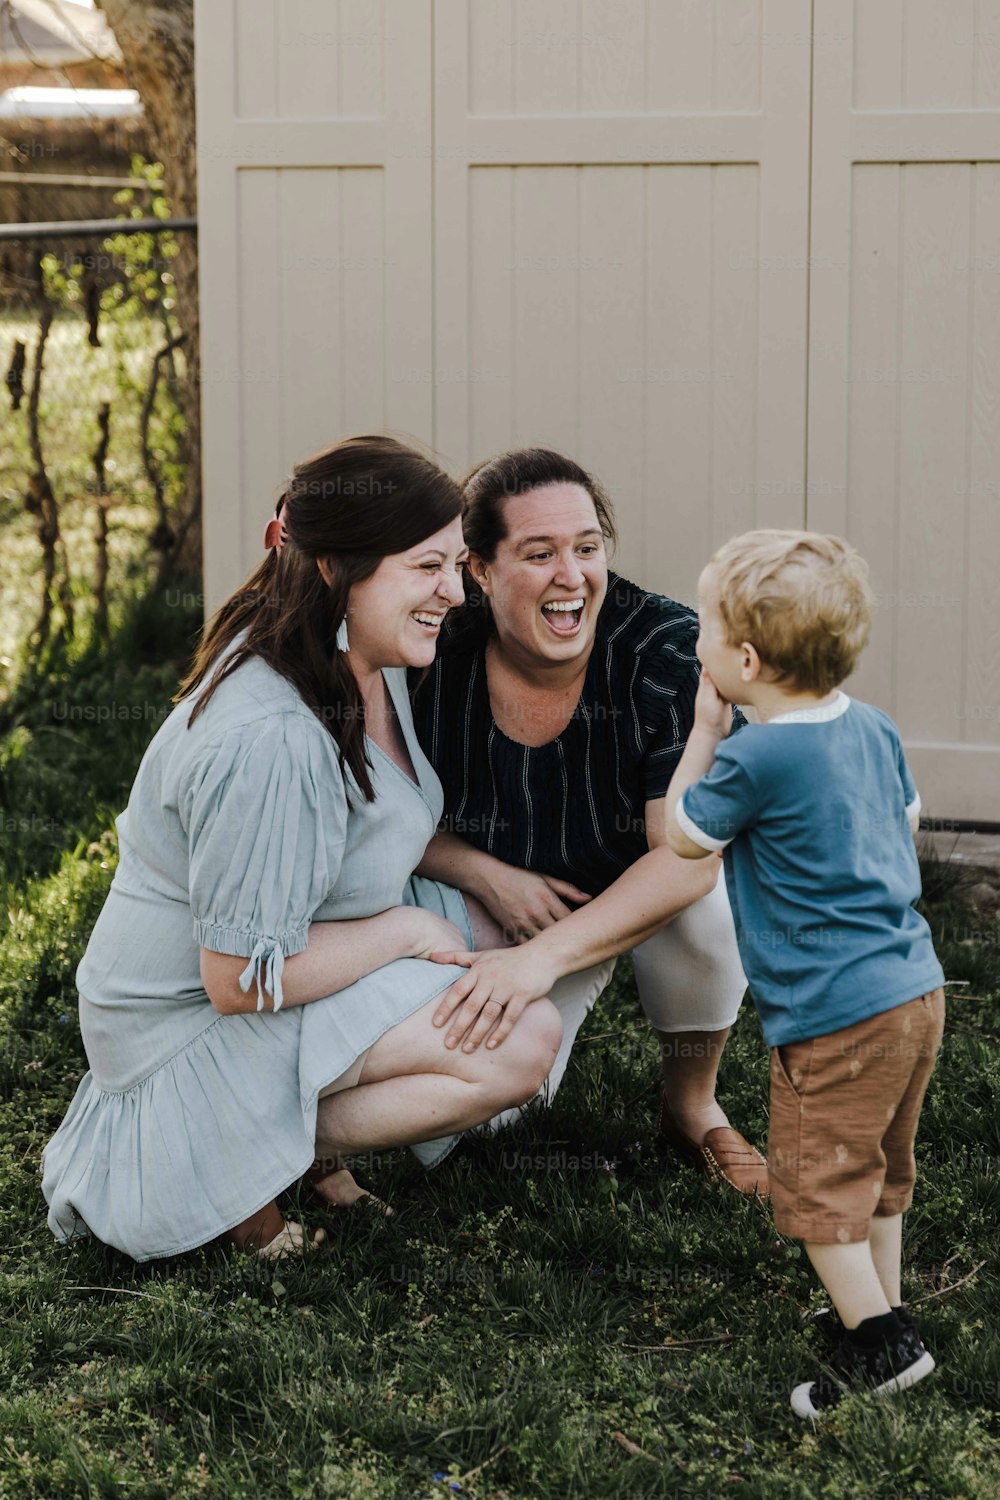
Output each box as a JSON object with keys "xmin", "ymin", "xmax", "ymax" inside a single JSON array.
[
  {"xmin": 808, "ymin": 0, "xmax": 1000, "ymax": 820},
  {"xmin": 432, "ymin": 0, "xmax": 813, "ymax": 604},
  {"xmin": 196, "ymin": 0, "xmax": 434, "ymax": 607}
]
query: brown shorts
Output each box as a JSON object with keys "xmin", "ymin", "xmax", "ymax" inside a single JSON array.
[{"xmin": 768, "ymin": 988, "xmax": 945, "ymax": 1244}]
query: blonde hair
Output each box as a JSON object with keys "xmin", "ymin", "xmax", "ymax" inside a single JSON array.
[{"xmin": 708, "ymin": 529, "xmax": 873, "ymax": 695}]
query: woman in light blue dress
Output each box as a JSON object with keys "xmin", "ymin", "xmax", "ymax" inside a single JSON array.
[{"xmin": 41, "ymin": 435, "xmax": 562, "ymax": 1262}]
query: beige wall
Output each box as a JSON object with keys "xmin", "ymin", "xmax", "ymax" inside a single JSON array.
[{"xmin": 196, "ymin": 0, "xmax": 1000, "ymax": 822}]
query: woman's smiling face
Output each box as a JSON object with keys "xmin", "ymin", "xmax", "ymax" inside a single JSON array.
[
  {"xmin": 344, "ymin": 516, "xmax": 468, "ymax": 673},
  {"xmin": 468, "ymin": 483, "xmax": 609, "ymax": 668}
]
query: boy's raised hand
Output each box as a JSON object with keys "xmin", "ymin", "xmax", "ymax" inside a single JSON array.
[{"xmin": 694, "ymin": 668, "xmax": 734, "ymax": 740}]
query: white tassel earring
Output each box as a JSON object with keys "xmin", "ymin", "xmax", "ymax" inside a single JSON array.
[{"xmin": 336, "ymin": 616, "xmax": 350, "ymax": 653}]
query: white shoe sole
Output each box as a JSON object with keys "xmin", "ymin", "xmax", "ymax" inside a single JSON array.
[{"xmin": 791, "ymin": 1350, "xmax": 936, "ymax": 1420}]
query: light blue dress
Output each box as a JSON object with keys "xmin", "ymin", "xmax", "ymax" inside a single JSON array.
[{"xmin": 41, "ymin": 650, "xmax": 473, "ymax": 1262}]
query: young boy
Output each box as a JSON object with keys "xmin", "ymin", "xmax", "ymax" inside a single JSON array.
[{"xmin": 665, "ymin": 529, "xmax": 946, "ymax": 1420}]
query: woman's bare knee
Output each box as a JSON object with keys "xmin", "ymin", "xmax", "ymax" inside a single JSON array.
[
  {"xmin": 489, "ymin": 997, "xmax": 562, "ymax": 1107},
  {"xmin": 356, "ymin": 991, "xmax": 561, "ymax": 1109}
]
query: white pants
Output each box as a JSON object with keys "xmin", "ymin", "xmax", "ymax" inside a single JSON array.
[{"xmin": 489, "ymin": 875, "xmax": 747, "ymax": 1130}]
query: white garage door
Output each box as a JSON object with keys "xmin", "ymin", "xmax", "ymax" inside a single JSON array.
[
  {"xmin": 806, "ymin": 0, "xmax": 1000, "ymax": 821},
  {"xmin": 195, "ymin": 0, "xmax": 1000, "ymax": 821}
]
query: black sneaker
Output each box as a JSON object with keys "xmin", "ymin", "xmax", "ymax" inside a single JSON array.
[
  {"xmin": 808, "ymin": 1303, "xmax": 917, "ymax": 1346},
  {"xmin": 791, "ymin": 1319, "xmax": 935, "ymax": 1420}
]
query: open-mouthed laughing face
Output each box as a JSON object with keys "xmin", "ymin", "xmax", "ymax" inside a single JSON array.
[{"xmin": 467, "ymin": 484, "xmax": 609, "ymax": 671}]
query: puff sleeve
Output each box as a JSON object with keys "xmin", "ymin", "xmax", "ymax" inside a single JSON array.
[{"xmin": 182, "ymin": 715, "xmax": 348, "ymax": 1012}]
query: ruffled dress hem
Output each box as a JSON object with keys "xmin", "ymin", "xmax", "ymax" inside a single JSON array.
[{"xmin": 42, "ymin": 888, "xmax": 472, "ymax": 1262}]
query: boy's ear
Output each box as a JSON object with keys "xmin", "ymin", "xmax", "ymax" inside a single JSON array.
[{"xmin": 740, "ymin": 642, "xmax": 763, "ymax": 682}]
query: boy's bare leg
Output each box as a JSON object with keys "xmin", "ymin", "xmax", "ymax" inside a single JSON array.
[
  {"xmin": 868, "ymin": 1214, "xmax": 904, "ymax": 1306},
  {"xmin": 805, "ymin": 1240, "xmax": 893, "ymax": 1328}
]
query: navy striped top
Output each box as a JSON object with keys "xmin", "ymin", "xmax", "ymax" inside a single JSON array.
[{"xmin": 410, "ymin": 573, "xmax": 738, "ymax": 896}]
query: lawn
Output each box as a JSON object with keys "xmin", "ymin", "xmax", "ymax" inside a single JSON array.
[{"xmin": 0, "ymin": 588, "xmax": 998, "ymax": 1498}]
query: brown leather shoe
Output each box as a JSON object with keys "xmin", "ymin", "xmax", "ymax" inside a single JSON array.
[
  {"xmin": 701, "ymin": 1127, "xmax": 769, "ymax": 1197},
  {"xmin": 657, "ymin": 1096, "xmax": 768, "ymax": 1197}
]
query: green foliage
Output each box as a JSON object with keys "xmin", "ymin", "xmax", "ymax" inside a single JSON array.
[
  {"xmin": 37, "ymin": 155, "xmax": 187, "ymax": 512},
  {"xmin": 0, "ymin": 619, "xmax": 997, "ymax": 1495},
  {"xmin": 99, "ymin": 156, "xmax": 187, "ymax": 508},
  {"xmin": 1, "ymin": 154, "xmax": 189, "ymax": 677},
  {"xmin": 0, "ymin": 584, "xmax": 202, "ymax": 890}
]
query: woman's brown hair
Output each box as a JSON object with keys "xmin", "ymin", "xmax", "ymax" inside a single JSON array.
[{"xmin": 176, "ymin": 434, "xmax": 463, "ymax": 801}]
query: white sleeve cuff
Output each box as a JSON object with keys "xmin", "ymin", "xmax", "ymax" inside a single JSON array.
[
  {"xmin": 677, "ymin": 793, "xmax": 732, "ymax": 852},
  {"xmin": 905, "ymin": 792, "xmax": 921, "ymax": 820}
]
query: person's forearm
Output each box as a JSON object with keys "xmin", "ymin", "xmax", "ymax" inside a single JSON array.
[
  {"xmin": 664, "ymin": 727, "xmax": 725, "ymax": 858},
  {"xmin": 280, "ymin": 909, "xmax": 420, "ymax": 1006},
  {"xmin": 525, "ymin": 844, "xmax": 718, "ymax": 977},
  {"xmin": 416, "ymin": 830, "xmax": 503, "ymax": 905},
  {"xmin": 202, "ymin": 907, "xmax": 417, "ymax": 1013}
]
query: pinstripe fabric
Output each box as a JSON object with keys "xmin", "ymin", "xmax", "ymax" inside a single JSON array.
[{"xmin": 411, "ymin": 574, "xmax": 743, "ymax": 896}]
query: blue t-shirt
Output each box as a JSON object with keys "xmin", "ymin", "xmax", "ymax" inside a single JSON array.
[{"xmin": 678, "ymin": 692, "xmax": 944, "ymax": 1047}]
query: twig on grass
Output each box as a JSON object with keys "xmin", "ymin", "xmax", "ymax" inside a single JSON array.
[
  {"xmin": 911, "ymin": 1259, "xmax": 987, "ymax": 1307},
  {"xmin": 457, "ymin": 1443, "xmax": 510, "ymax": 1485},
  {"xmin": 64, "ymin": 1284, "xmax": 219, "ymax": 1317},
  {"xmin": 574, "ymin": 1025, "xmax": 653, "ymax": 1046},
  {"xmin": 65, "ymin": 1285, "xmax": 155, "ymax": 1297},
  {"xmin": 612, "ymin": 1431, "xmax": 657, "ymax": 1462},
  {"xmin": 947, "ymin": 1021, "xmax": 999, "ymax": 1042},
  {"xmin": 620, "ymin": 1332, "xmax": 733, "ymax": 1350}
]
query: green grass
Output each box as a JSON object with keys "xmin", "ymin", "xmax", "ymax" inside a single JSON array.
[
  {"xmin": 0, "ymin": 602, "xmax": 998, "ymax": 1497},
  {"xmin": 0, "ymin": 585, "xmax": 202, "ymax": 889}
]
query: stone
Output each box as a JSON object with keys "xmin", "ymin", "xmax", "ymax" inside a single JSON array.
[{"xmin": 967, "ymin": 881, "xmax": 1000, "ymax": 914}]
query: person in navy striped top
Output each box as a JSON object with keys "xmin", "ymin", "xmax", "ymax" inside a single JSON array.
[{"xmin": 410, "ymin": 448, "xmax": 766, "ymax": 1194}]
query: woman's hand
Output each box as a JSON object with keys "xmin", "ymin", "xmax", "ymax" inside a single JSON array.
[
  {"xmin": 693, "ymin": 668, "xmax": 734, "ymax": 741},
  {"xmin": 478, "ymin": 865, "xmax": 592, "ymax": 943},
  {"xmin": 406, "ymin": 909, "xmax": 471, "ymax": 961},
  {"xmin": 427, "ymin": 945, "xmax": 560, "ymax": 1051}
]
